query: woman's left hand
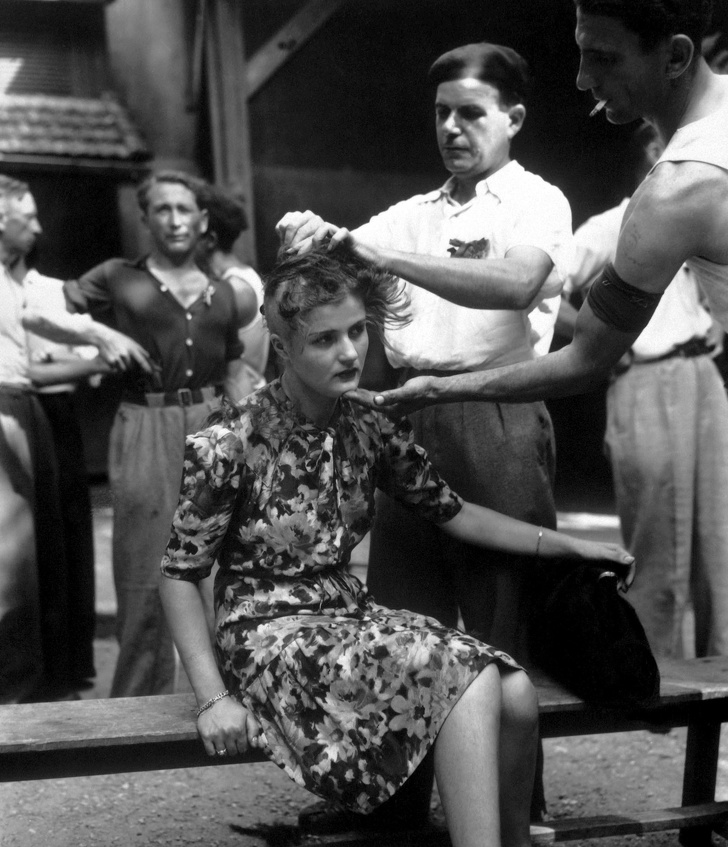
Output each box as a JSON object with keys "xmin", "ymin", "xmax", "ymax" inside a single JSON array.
[{"xmin": 571, "ymin": 539, "xmax": 636, "ymax": 591}]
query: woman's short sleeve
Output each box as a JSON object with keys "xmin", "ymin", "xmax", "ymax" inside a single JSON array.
[
  {"xmin": 375, "ymin": 412, "xmax": 463, "ymax": 524},
  {"xmin": 161, "ymin": 423, "xmax": 245, "ymax": 582}
]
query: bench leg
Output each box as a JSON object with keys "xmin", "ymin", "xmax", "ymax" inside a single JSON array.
[{"xmin": 679, "ymin": 718, "xmax": 721, "ymax": 847}]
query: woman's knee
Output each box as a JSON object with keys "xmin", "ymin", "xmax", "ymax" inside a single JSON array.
[
  {"xmin": 454, "ymin": 662, "xmax": 502, "ymax": 721},
  {"xmin": 500, "ymin": 669, "xmax": 539, "ymax": 732}
]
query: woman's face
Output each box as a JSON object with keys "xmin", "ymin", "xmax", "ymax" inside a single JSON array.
[{"xmin": 277, "ymin": 292, "xmax": 369, "ymax": 412}]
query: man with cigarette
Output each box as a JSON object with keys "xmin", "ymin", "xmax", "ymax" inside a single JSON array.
[
  {"xmin": 277, "ymin": 42, "xmax": 573, "ymax": 831},
  {"xmin": 339, "ymin": 1, "xmax": 728, "ymax": 437}
]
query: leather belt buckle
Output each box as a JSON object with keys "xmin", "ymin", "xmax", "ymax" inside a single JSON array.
[{"xmin": 177, "ymin": 388, "xmax": 193, "ymax": 407}]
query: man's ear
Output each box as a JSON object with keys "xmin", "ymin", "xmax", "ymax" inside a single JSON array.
[
  {"xmin": 666, "ymin": 34, "xmax": 695, "ymax": 80},
  {"xmin": 507, "ymin": 104, "xmax": 526, "ymax": 138}
]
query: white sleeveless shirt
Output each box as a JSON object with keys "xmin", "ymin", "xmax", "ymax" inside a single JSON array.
[{"xmin": 652, "ymin": 78, "xmax": 728, "ymax": 328}]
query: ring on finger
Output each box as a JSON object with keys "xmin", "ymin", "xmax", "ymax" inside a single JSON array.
[{"xmin": 216, "ymin": 749, "xmax": 227, "ymax": 757}]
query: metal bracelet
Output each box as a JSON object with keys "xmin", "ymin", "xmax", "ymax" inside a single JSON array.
[{"xmin": 195, "ymin": 690, "xmax": 230, "ymax": 718}]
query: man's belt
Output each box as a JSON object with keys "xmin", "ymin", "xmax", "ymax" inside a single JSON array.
[
  {"xmin": 614, "ymin": 337, "xmax": 714, "ymax": 376},
  {"xmin": 122, "ymin": 385, "xmax": 223, "ymax": 407},
  {"xmin": 644, "ymin": 336, "xmax": 715, "ymax": 363}
]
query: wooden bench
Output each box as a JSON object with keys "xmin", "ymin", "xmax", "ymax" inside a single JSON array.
[{"xmin": 2, "ymin": 656, "xmax": 728, "ymax": 846}]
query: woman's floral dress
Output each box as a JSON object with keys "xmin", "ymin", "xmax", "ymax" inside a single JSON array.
[{"xmin": 161, "ymin": 379, "xmax": 520, "ymax": 814}]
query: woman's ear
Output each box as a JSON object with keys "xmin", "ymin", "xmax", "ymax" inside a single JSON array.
[{"xmin": 270, "ymin": 333, "xmax": 290, "ymax": 363}]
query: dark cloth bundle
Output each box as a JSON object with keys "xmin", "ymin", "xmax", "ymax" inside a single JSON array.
[{"xmin": 529, "ymin": 559, "xmax": 660, "ymax": 709}]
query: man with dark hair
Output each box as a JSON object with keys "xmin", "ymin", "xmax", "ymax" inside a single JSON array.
[
  {"xmin": 278, "ymin": 41, "xmax": 573, "ymax": 830},
  {"xmin": 352, "ymin": 2, "xmax": 728, "ymax": 449},
  {"xmin": 65, "ymin": 170, "xmax": 248, "ymax": 698},
  {"xmin": 565, "ymin": 120, "xmax": 728, "ymax": 659},
  {"xmin": 198, "ymin": 185, "xmax": 269, "ymax": 397},
  {"xmin": 0, "ymin": 176, "xmax": 148, "ymax": 704}
]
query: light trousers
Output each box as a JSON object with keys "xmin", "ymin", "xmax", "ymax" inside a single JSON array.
[
  {"xmin": 108, "ymin": 398, "xmax": 219, "ymax": 697},
  {"xmin": 605, "ymin": 356, "xmax": 728, "ymax": 658}
]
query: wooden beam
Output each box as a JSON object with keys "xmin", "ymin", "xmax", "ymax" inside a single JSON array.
[
  {"xmin": 246, "ymin": 0, "xmax": 347, "ymax": 97},
  {"xmin": 0, "ymin": 153, "xmax": 150, "ymax": 180},
  {"xmin": 205, "ymin": 0, "xmax": 256, "ymax": 264}
]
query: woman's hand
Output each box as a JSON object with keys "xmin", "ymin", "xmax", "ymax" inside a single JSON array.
[
  {"xmin": 565, "ymin": 538, "xmax": 636, "ymax": 591},
  {"xmin": 197, "ymin": 696, "xmax": 267, "ymax": 758}
]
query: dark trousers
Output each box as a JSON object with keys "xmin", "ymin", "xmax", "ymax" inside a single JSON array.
[
  {"xmin": 38, "ymin": 391, "xmax": 96, "ymax": 684},
  {"xmin": 0, "ymin": 387, "xmax": 73, "ymax": 702},
  {"xmin": 367, "ymin": 399, "xmax": 556, "ymax": 822}
]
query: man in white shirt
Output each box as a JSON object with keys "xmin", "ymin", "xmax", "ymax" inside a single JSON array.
[
  {"xmin": 0, "ymin": 176, "xmax": 148, "ymax": 703},
  {"xmin": 279, "ymin": 42, "xmax": 573, "ymax": 829}
]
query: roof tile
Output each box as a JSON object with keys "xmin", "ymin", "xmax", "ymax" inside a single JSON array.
[{"xmin": 0, "ymin": 92, "xmax": 151, "ymax": 160}]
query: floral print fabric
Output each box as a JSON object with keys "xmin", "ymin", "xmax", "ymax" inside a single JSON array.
[{"xmin": 162, "ymin": 379, "xmax": 520, "ymax": 812}]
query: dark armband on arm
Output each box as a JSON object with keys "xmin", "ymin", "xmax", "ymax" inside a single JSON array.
[{"xmin": 586, "ymin": 263, "xmax": 662, "ymax": 333}]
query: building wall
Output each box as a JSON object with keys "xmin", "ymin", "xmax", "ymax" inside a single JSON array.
[{"xmin": 105, "ymin": 0, "xmax": 202, "ymax": 255}]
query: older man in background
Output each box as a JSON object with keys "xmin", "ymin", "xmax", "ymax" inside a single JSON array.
[{"xmin": 0, "ymin": 175, "xmax": 148, "ymax": 703}]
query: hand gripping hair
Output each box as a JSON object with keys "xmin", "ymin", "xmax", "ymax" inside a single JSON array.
[
  {"xmin": 262, "ymin": 248, "xmax": 410, "ymax": 343},
  {"xmin": 587, "ymin": 263, "xmax": 663, "ymax": 333}
]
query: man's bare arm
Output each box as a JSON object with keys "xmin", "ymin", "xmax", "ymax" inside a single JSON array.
[
  {"xmin": 23, "ymin": 309, "xmax": 152, "ymax": 372},
  {"xmin": 28, "ymin": 355, "xmax": 111, "ymax": 387},
  {"xmin": 224, "ymin": 275, "xmax": 259, "ymax": 329},
  {"xmin": 223, "ymin": 357, "xmax": 249, "ymax": 402},
  {"xmin": 347, "ymin": 299, "xmax": 639, "ymax": 415}
]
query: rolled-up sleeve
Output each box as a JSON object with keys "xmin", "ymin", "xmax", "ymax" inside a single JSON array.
[
  {"xmin": 161, "ymin": 424, "xmax": 245, "ymax": 582},
  {"xmin": 64, "ymin": 260, "xmax": 122, "ymax": 323}
]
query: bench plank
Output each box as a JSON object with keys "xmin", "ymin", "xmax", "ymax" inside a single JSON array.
[
  {"xmin": 3, "ymin": 655, "xmax": 728, "ymax": 846},
  {"xmin": 2, "ymin": 695, "xmax": 202, "ymax": 752},
  {"xmin": 660, "ymin": 656, "xmax": 728, "ymax": 699}
]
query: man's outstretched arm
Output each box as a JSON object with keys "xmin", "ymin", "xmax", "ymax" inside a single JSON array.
[
  {"xmin": 23, "ymin": 308, "xmax": 152, "ymax": 373},
  {"xmin": 347, "ymin": 297, "xmax": 640, "ymax": 415}
]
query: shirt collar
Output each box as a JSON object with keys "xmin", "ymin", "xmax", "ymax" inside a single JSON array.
[{"xmin": 438, "ymin": 159, "xmax": 524, "ymax": 206}]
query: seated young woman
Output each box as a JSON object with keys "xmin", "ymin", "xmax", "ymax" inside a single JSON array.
[{"xmin": 159, "ymin": 249, "xmax": 634, "ymax": 847}]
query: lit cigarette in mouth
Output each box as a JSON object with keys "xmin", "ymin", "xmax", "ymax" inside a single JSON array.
[{"xmin": 589, "ymin": 99, "xmax": 607, "ymax": 118}]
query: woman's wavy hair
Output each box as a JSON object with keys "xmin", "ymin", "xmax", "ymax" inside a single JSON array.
[{"xmin": 262, "ymin": 247, "xmax": 410, "ymax": 346}]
